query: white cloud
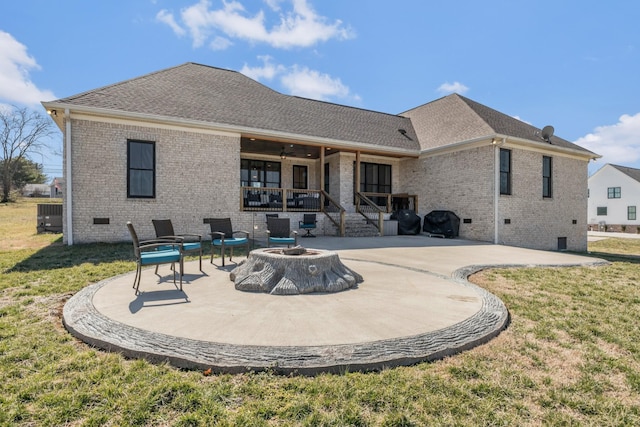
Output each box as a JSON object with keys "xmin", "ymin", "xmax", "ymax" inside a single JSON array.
[
  {"xmin": 281, "ymin": 65, "xmax": 351, "ymax": 101},
  {"xmin": 437, "ymin": 81, "xmax": 469, "ymax": 95},
  {"xmin": 240, "ymin": 56, "xmax": 285, "ymax": 80},
  {"xmin": 210, "ymin": 36, "xmax": 233, "ymax": 50},
  {"xmin": 0, "ymin": 31, "xmax": 56, "ymax": 106},
  {"xmin": 161, "ymin": 0, "xmax": 354, "ymax": 50},
  {"xmin": 264, "ymin": 0, "xmax": 285, "ymax": 11},
  {"xmin": 575, "ymin": 113, "xmax": 640, "ymax": 166},
  {"xmin": 241, "ymin": 57, "xmax": 357, "ymax": 102},
  {"xmin": 156, "ymin": 9, "xmax": 186, "ymax": 36}
]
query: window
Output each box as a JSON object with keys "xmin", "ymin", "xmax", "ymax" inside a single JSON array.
[
  {"xmin": 607, "ymin": 187, "xmax": 621, "ymax": 198},
  {"xmin": 127, "ymin": 140, "xmax": 155, "ymax": 198},
  {"xmin": 542, "ymin": 156, "xmax": 552, "ymax": 198},
  {"xmin": 499, "ymin": 148, "xmax": 511, "ymax": 195},
  {"xmin": 597, "ymin": 207, "xmax": 607, "ymax": 216},
  {"xmin": 354, "ymin": 162, "xmax": 392, "ymax": 205},
  {"xmin": 629, "ymin": 206, "xmax": 637, "ymax": 221},
  {"xmin": 324, "ymin": 163, "xmax": 330, "ymax": 193},
  {"xmin": 361, "ymin": 162, "xmax": 391, "ymax": 193},
  {"xmin": 241, "ymin": 159, "xmax": 281, "ymax": 188},
  {"xmin": 293, "ymin": 165, "xmax": 307, "ymax": 189}
]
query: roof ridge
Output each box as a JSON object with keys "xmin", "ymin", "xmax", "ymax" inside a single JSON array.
[
  {"xmin": 291, "ymin": 95, "xmax": 410, "ymax": 119},
  {"xmin": 610, "ymin": 163, "xmax": 640, "ymax": 183},
  {"xmin": 398, "ymin": 93, "xmax": 460, "ymax": 115},
  {"xmin": 610, "ymin": 163, "xmax": 640, "ymax": 172},
  {"xmin": 55, "ymin": 63, "xmax": 193, "ymax": 102}
]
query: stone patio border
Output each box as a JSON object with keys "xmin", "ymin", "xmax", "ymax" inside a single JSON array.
[
  {"xmin": 63, "ymin": 262, "xmax": 515, "ymax": 376},
  {"xmin": 62, "ymin": 257, "xmax": 608, "ymax": 375}
]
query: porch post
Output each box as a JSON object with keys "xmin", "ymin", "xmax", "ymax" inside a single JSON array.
[
  {"xmin": 355, "ymin": 151, "xmax": 361, "ymax": 196},
  {"xmin": 319, "ymin": 146, "xmax": 325, "ymax": 192}
]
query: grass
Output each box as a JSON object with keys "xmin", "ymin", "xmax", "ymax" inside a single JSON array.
[{"xmin": 1, "ymin": 198, "xmax": 640, "ymax": 425}]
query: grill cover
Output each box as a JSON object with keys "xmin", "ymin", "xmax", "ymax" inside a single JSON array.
[
  {"xmin": 423, "ymin": 210, "xmax": 460, "ymax": 238},
  {"xmin": 390, "ymin": 209, "xmax": 421, "ymax": 235}
]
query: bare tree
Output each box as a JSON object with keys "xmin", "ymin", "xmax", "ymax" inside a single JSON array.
[{"xmin": 1, "ymin": 106, "xmax": 56, "ymax": 202}]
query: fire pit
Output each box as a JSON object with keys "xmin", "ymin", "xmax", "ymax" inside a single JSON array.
[{"xmin": 230, "ymin": 247, "xmax": 363, "ymax": 295}]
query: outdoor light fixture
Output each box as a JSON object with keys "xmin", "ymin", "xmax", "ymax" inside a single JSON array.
[
  {"xmin": 280, "ymin": 148, "xmax": 287, "ymax": 159},
  {"xmin": 48, "ymin": 109, "xmax": 57, "ymax": 116}
]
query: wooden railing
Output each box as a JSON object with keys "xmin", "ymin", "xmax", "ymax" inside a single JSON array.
[
  {"xmin": 355, "ymin": 192, "xmax": 419, "ymax": 236},
  {"xmin": 321, "ymin": 190, "xmax": 345, "ymax": 237},
  {"xmin": 359, "ymin": 192, "xmax": 418, "ymax": 213},
  {"xmin": 355, "ymin": 192, "xmax": 384, "ymax": 235},
  {"xmin": 240, "ymin": 187, "xmax": 322, "ymax": 212},
  {"xmin": 240, "ymin": 187, "xmax": 346, "ymax": 236}
]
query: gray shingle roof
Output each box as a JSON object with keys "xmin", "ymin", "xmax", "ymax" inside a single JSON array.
[
  {"xmin": 49, "ymin": 64, "xmax": 598, "ymax": 159},
  {"xmin": 52, "ymin": 62, "xmax": 420, "ymax": 153},
  {"xmin": 401, "ymin": 94, "xmax": 598, "ymax": 156},
  {"xmin": 610, "ymin": 164, "xmax": 640, "ymax": 183}
]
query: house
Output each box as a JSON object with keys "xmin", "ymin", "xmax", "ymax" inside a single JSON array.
[
  {"xmin": 41, "ymin": 62, "xmax": 599, "ymax": 251},
  {"xmin": 588, "ymin": 164, "xmax": 640, "ymax": 233},
  {"xmin": 50, "ymin": 177, "xmax": 64, "ymax": 198},
  {"xmin": 22, "ymin": 183, "xmax": 50, "ymax": 197}
]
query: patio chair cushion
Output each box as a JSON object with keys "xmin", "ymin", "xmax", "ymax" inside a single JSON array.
[
  {"xmin": 181, "ymin": 242, "xmax": 201, "ymax": 251},
  {"xmin": 140, "ymin": 248, "xmax": 181, "ymax": 266},
  {"xmin": 269, "ymin": 237, "xmax": 296, "ymax": 245},
  {"xmin": 212, "ymin": 237, "xmax": 248, "ymax": 246}
]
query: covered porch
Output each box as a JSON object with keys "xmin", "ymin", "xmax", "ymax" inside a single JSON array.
[{"xmin": 239, "ymin": 136, "xmax": 418, "ymax": 236}]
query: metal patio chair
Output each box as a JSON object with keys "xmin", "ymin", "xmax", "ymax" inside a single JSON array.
[
  {"xmin": 152, "ymin": 219, "xmax": 203, "ymax": 272},
  {"xmin": 127, "ymin": 221, "xmax": 183, "ymax": 295},
  {"xmin": 266, "ymin": 217, "xmax": 298, "ymax": 248},
  {"xmin": 299, "ymin": 213, "xmax": 317, "ymax": 237},
  {"xmin": 207, "ymin": 218, "xmax": 249, "ymax": 267}
]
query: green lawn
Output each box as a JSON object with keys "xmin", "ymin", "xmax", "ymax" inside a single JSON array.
[{"xmin": 1, "ymin": 199, "xmax": 639, "ymax": 426}]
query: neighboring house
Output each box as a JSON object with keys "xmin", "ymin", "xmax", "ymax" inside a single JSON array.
[
  {"xmin": 588, "ymin": 164, "xmax": 640, "ymax": 232},
  {"xmin": 22, "ymin": 183, "xmax": 50, "ymax": 197},
  {"xmin": 50, "ymin": 177, "xmax": 64, "ymax": 198},
  {"xmin": 41, "ymin": 62, "xmax": 599, "ymax": 251}
]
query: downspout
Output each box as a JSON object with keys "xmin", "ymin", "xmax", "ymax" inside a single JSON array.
[
  {"xmin": 493, "ymin": 137, "xmax": 506, "ymax": 244},
  {"xmin": 65, "ymin": 108, "xmax": 73, "ymax": 245}
]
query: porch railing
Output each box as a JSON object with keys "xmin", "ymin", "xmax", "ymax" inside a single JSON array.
[
  {"xmin": 241, "ymin": 187, "xmax": 322, "ymax": 212},
  {"xmin": 240, "ymin": 187, "xmax": 346, "ymax": 236},
  {"xmin": 355, "ymin": 192, "xmax": 384, "ymax": 235},
  {"xmin": 321, "ymin": 190, "xmax": 345, "ymax": 237},
  {"xmin": 360, "ymin": 192, "xmax": 418, "ymax": 213},
  {"xmin": 355, "ymin": 192, "xmax": 419, "ymax": 236}
]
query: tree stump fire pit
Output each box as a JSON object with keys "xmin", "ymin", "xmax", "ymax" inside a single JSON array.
[{"xmin": 230, "ymin": 247, "xmax": 363, "ymax": 295}]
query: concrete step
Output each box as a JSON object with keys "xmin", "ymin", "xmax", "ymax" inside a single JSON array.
[{"xmin": 343, "ymin": 215, "xmax": 379, "ymax": 237}]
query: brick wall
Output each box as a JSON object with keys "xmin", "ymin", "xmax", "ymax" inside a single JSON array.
[
  {"xmin": 498, "ymin": 149, "xmax": 588, "ymax": 251},
  {"xmin": 399, "ymin": 144, "xmax": 589, "ymax": 251},
  {"xmin": 68, "ymin": 119, "xmax": 241, "ymax": 243},
  {"xmin": 400, "ymin": 146, "xmax": 495, "ymax": 242}
]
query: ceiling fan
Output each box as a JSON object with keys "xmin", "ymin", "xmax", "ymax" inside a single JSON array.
[{"xmin": 279, "ymin": 145, "xmax": 296, "ymax": 159}]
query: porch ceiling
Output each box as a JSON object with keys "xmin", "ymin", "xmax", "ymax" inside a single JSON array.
[
  {"xmin": 241, "ymin": 137, "xmax": 325, "ymax": 159},
  {"xmin": 240, "ymin": 137, "xmax": 417, "ymax": 159}
]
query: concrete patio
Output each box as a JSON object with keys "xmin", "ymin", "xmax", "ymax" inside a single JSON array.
[{"xmin": 63, "ymin": 235, "xmax": 607, "ymax": 375}]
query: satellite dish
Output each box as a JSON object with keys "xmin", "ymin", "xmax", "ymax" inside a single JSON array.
[{"xmin": 541, "ymin": 125, "xmax": 554, "ymax": 142}]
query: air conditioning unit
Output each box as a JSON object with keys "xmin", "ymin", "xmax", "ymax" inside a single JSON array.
[{"xmin": 37, "ymin": 204, "xmax": 63, "ymax": 233}]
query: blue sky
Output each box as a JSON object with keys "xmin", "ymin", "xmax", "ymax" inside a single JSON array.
[{"xmin": 2, "ymin": 0, "xmax": 639, "ymax": 178}]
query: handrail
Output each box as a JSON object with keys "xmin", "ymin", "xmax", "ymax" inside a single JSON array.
[
  {"xmin": 320, "ymin": 190, "xmax": 345, "ymax": 237},
  {"xmin": 359, "ymin": 192, "xmax": 418, "ymax": 213},
  {"xmin": 355, "ymin": 192, "xmax": 384, "ymax": 235},
  {"xmin": 240, "ymin": 187, "xmax": 322, "ymax": 212}
]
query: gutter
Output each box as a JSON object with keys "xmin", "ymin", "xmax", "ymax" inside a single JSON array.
[
  {"xmin": 65, "ymin": 108, "xmax": 73, "ymax": 245},
  {"xmin": 493, "ymin": 137, "xmax": 506, "ymax": 244},
  {"xmin": 41, "ymin": 102, "xmax": 420, "ymax": 158},
  {"xmin": 420, "ymin": 133, "xmax": 600, "ymax": 161}
]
